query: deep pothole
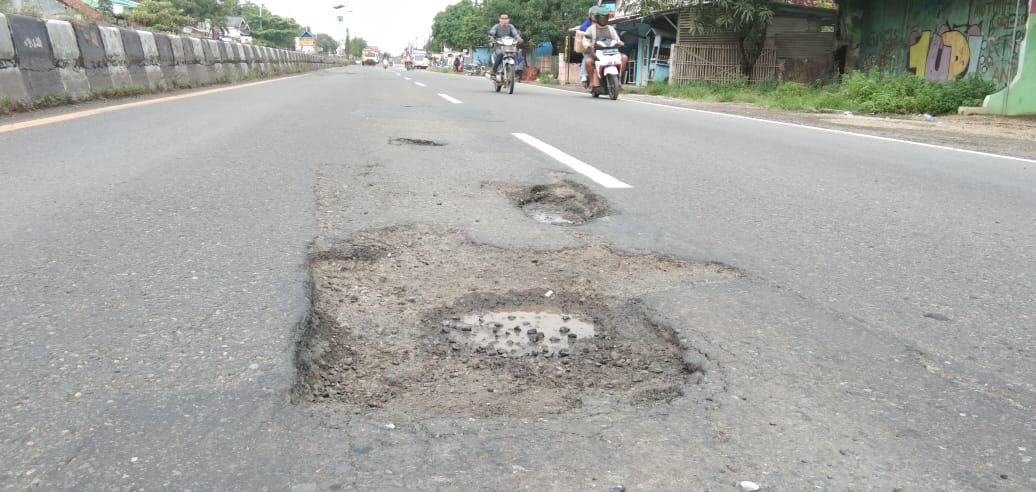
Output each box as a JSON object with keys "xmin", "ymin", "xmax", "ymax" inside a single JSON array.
[
  {"xmin": 506, "ymin": 180, "xmax": 612, "ymax": 225},
  {"xmin": 295, "ymin": 225, "xmax": 736, "ymax": 417}
]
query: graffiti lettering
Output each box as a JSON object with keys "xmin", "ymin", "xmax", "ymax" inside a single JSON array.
[
  {"xmin": 23, "ymin": 37, "xmax": 44, "ymax": 49},
  {"xmin": 907, "ymin": 21, "xmax": 982, "ymax": 81},
  {"xmin": 856, "ymin": 0, "xmax": 1024, "ymax": 90}
]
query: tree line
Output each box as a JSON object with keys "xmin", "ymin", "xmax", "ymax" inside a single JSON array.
[{"xmin": 107, "ymin": 0, "xmax": 367, "ymax": 53}]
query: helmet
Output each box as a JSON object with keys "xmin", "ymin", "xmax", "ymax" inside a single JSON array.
[
  {"xmin": 593, "ymin": 6, "xmax": 610, "ymax": 23},
  {"xmin": 588, "ymin": 6, "xmax": 596, "ymax": 17}
]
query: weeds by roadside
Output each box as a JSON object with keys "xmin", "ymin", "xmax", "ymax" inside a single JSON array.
[
  {"xmin": 537, "ymin": 73, "xmax": 559, "ymax": 85},
  {"xmin": 639, "ymin": 72, "xmax": 996, "ymax": 115}
]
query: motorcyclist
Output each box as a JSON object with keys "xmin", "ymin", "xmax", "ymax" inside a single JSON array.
[
  {"xmin": 575, "ymin": 6, "xmax": 596, "ymax": 87},
  {"xmin": 583, "ymin": 6, "xmax": 628, "ymax": 90},
  {"xmin": 488, "ymin": 12, "xmax": 522, "ymax": 79}
]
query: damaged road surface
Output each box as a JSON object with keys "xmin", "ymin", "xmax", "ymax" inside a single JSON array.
[
  {"xmin": 4, "ymin": 65, "xmax": 1035, "ymax": 491},
  {"xmin": 297, "ymin": 226, "xmax": 731, "ymax": 417}
]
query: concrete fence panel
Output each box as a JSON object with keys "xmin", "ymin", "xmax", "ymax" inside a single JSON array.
[
  {"xmin": 216, "ymin": 40, "xmax": 236, "ymax": 79},
  {"xmin": 154, "ymin": 33, "xmax": 174, "ymax": 68},
  {"xmin": 206, "ymin": 39, "xmax": 225, "ymax": 81},
  {"xmin": 233, "ymin": 43, "xmax": 248, "ymax": 76},
  {"xmin": 0, "ymin": 14, "xmax": 30, "ymax": 102},
  {"xmin": 119, "ymin": 27, "xmax": 148, "ymax": 88},
  {"xmin": 257, "ymin": 46, "xmax": 270, "ymax": 73},
  {"xmin": 45, "ymin": 20, "xmax": 91, "ymax": 97},
  {"xmin": 97, "ymin": 26, "xmax": 131, "ymax": 88},
  {"xmin": 71, "ymin": 22, "xmax": 110, "ymax": 92},
  {"xmin": 188, "ymin": 37, "xmax": 211, "ymax": 85},
  {"xmin": 163, "ymin": 34, "xmax": 190, "ymax": 85},
  {"xmin": 9, "ymin": 15, "xmax": 62, "ymax": 101},
  {"xmin": 137, "ymin": 31, "xmax": 165, "ymax": 90}
]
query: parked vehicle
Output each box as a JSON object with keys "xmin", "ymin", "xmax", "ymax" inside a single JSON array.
[
  {"xmin": 489, "ymin": 36, "xmax": 519, "ymax": 94},
  {"xmin": 589, "ymin": 38, "xmax": 622, "ymax": 100}
]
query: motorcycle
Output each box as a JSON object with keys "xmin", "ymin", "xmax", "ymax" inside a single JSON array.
[
  {"xmin": 382, "ymin": 58, "xmax": 389, "ymax": 69},
  {"xmin": 404, "ymin": 58, "xmax": 414, "ymax": 71},
  {"xmin": 489, "ymin": 36, "xmax": 519, "ymax": 94},
  {"xmin": 589, "ymin": 38, "xmax": 622, "ymax": 100}
]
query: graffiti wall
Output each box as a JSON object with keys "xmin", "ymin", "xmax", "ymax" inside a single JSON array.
[{"xmin": 852, "ymin": 0, "xmax": 1028, "ymax": 88}]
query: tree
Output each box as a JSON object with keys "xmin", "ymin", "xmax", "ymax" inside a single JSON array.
[
  {"xmin": 316, "ymin": 33, "xmax": 338, "ymax": 53},
  {"xmin": 627, "ymin": 0, "xmax": 775, "ymax": 77},
  {"xmin": 429, "ymin": 0, "xmax": 594, "ymax": 75},
  {"xmin": 519, "ymin": 0, "xmax": 593, "ymax": 56},
  {"xmin": 97, "ymin": 0, "xmax": 115, "ymax": 16},
  {"xmin": 171, "ymin": 0, "xmax": 233, "ymax": 25},
  {"xmin": 349, "ymin": 36, "xmax": 367, "ymax": 58},
  {"xmin": 127, "ymin": 0, "xmax": 195, "ymax": 33},
  {"xmin": 428, "ymin": 0, "xmax": 486, "ymax": 51},
  {"xmin": 238, "ymin": 2, "xmax": 301, "ymax": 49}
]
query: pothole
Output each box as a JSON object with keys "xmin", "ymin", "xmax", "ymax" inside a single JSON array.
[
  {"xmin": 295, "ymin": 225, "xmax": 737, "ymax": 417},
  {"xmin": 506, "ymin": 180, "xmax": 611, "ymax": 225},
  {"xmin": 389, "ymin": 137, "xmax": 444, "ymax": 146}
]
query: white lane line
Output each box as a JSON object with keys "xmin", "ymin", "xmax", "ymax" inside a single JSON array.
[
  {"xmin": 415, "ymin": 82, "xmax": 427, "ymax": 87},
  {"xmin": 513, "ymin": 133, "xmax": 632, "ymax": 189},
  {"xmin": 404, "ymin": 77, "xmax": 412, "ymax": 80},
  {"xmin": 438, "ymin": 93, "xmax": 463, "ymax": 104},
  {"xmin": 625, "ymin": 99, "xmax": 1036, "ymax": 164}
]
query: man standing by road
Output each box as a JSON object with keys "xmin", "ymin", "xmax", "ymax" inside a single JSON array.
[{"xmin": 488, "ymin": 12, "xmax": 522, "ymax": 79}]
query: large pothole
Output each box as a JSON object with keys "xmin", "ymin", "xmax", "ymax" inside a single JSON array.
[
  {"xmin": 295, "ymin": 225, "xmax": 736, "ymax": 417},
  {"xmin": 506, "ymin": 180, "xmax": 612, "ymax": 225}
]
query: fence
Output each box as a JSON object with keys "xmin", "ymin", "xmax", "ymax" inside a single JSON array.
[{"xmin": 670, "ymin": 44, "xmax": 778, "ymax": 83}]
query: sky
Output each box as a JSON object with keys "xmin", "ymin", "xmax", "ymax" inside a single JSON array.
[{"xmin": 255, "ymin": 0, "xmax": 459, "ymax": 53}]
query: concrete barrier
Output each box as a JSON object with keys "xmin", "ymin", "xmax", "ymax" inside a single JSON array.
[
  {"xmin": 186, "ymin": 37, "xmax": 210, "ymax": 85},
  {"xmin": 137, "ymin": 31, "xmax": 165, "ymax": 90},
  {"xmin": 206, "ymin": 39, "xmax": 225, "ymax": 81},
  {"xmin": 98, "ymin": 26, "xmax": 132, "ymax": 88},
  {"xmin": 10, "ymin": 15, "xmax": 63, "ymax": 101},
  {"xmin": 0, "ymin": 14, "xmax": 340, "ymax": 107},
  {"xmin": 72, "ymin": 22, "xmax": 110, "ymax": 91},
  {"xmin": 0, "ymin": 14, "xmax": 31, "ymax": 103},
  {"xmin": 166, "ymin": 34, "xmax": 190, "ymax": 86},
  {"xmin": 234, "ymin": 43, "xmax": 249, "ymax": 76},
  {"xmin": 119, "ymin": 27, "xmax": 148, "ymax": 88},
  {"xmin": 45, "ymin": 20, "xmax": 91, "ymax": 97}
]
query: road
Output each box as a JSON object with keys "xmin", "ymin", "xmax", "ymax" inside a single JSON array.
[{"xmin": 1, "ymin": 65, "xmax": 1034, "ymax": 490}]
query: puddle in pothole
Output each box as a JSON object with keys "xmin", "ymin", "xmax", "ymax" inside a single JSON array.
[{"xmin": 443, "ymin": 306, "xmax": 595, "ymax": 357}]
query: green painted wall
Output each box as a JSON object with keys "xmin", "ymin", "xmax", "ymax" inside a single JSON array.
[
  {"xmin": 846, "ymin": 0, "xmax": 1028, "ymax": 89},
  {"xmin": 984, "ymin": 0, "xmax": 1036, "ymax": 114}
]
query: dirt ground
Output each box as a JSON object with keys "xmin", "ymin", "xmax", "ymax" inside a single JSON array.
[
  {"xmin": 620, "ymin": 94, "xmax": 1036, "ymax": 161},
  {"xmin": 527, "ymin": 80, "xmax": 1036, "ymax": 160}
]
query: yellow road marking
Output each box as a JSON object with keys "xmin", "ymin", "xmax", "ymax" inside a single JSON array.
[{"xmin": 0, "ymin": 75, "xmax": 305, "ymax": 135}]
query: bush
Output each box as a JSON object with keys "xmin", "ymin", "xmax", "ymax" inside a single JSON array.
[
  {"xmin": 537, "ymin": 73, "xmax": 558, "ymax": 84},
  {"xmin": 839, "ymin": 71, "xmax": 995, "ymax": 114}
]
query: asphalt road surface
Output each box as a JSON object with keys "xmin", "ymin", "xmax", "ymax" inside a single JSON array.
[{"xmin": 1, "ymin": 65, "xmax": 1034, "ymax": 490}]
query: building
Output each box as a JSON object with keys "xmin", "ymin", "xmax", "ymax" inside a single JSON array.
[{"xmin": 572, "ymin": 0, "xmax": 837, "ymax": 86}]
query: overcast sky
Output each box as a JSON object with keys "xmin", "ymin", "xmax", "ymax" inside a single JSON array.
[{"xmin": 255, "ymin": 0, "xmax": 459, "ymax": 53}]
